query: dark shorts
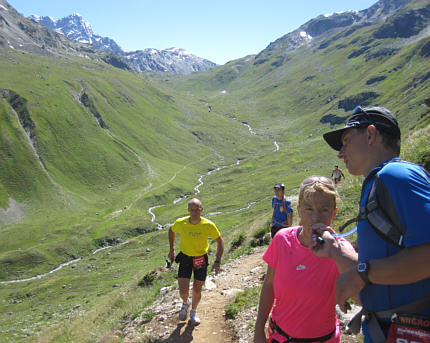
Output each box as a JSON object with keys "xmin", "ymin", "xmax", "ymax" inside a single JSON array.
[
  {"xmin": 176, "ymin": 252, "xmax": 209, "ymax": 281},
  {"xmin": 270, "ymin": 224, "xmax": 284, "ymax": 238}
]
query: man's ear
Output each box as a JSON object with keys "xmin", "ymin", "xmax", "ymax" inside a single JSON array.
[{"xmin": 366, "ymin": 125, "xmax": 379, "ymax": 145}]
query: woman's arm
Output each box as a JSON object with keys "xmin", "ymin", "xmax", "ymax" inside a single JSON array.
[{"xmin": 254, "ymin": 265, "xmax": 275, "ymax": 343}]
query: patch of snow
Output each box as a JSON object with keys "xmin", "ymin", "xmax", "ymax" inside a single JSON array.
[
  {"xmin": 299, "ymin": 31, "xmax": 313, "ymax": 40},
  {"xmin": 221, "ymin": 90, "xmax": 227, "ymax": 94},
  {"xmin": 323, "ymin": 9, "xmax": 358, "ymax": 17},
  {"xmin": 0, "ymin": 4, "xmax": 8, "ymax": 11}
]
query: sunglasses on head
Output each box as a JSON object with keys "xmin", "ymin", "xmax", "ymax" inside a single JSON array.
[
  {"xmin": 353, "ymin": 105, "xmax": 367, "ymax": 115},
  {"xmin": 301, "ymin": 176, "xmax": 333, "ymax": 187},
  {"xmin": 352, "ymin": 105, "xmax": 375, "ymax": 125}
]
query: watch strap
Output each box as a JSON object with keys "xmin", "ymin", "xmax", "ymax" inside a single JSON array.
[{"xmin": 357, "ymin": 261, "xmax": 371, "ymax": 285}]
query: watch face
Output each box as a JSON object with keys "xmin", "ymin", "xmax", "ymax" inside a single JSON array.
[{"xmin": 357, "ymin": 262, "xmax": 367, "ymax": 272}]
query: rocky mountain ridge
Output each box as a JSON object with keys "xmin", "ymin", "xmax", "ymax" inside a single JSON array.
[
  {"xmin": 0, "ymin": 1, "xmax": 91, "ymax": 58},
  {"xmin": 256, "ymin": 0, "xmax": 421, "ymax": 61},
  {"xmin": 28, "ymin": 12, "xmax": 217, "ymax": 74}
]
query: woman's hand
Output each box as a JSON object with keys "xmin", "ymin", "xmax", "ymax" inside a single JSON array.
[{"xmin": 335, "ymin": 268, "xmax": 364, "ymax": 312}]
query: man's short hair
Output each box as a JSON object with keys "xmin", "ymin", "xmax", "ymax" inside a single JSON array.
[{"xmin": 354, "ymin": 126, "xmax": 401, "ymax": 156}]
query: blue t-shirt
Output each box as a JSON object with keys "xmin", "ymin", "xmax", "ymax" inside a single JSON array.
[
  {"xmin": 272, "ymin": 196, "xmax": 293, "ymax": 227},
  {"xmin": 357, "ymin": 158, "xmax": 430, "ymax": 319}
]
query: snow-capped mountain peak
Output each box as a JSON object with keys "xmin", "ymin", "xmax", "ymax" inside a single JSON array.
[{"xmin": 29, "ymin": 14, "xmax": 216, "ymax": 74}]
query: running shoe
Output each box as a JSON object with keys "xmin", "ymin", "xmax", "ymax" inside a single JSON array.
[
  {"xmin": 190, "ymin": 309, "xmax": 200, "ymax": 325},
  {"xmin": 179, "ymin": 300, "xmax": 190, "ymax": 321}
]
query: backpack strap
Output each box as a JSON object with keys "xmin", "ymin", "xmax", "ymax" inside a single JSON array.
[
  {"xmin": 365, "ymin": 174, "xmax": 406, "ymax": 248},
  {"xmin": 341, "ymin": 159, "xmax": 426, "ymax": 247}
]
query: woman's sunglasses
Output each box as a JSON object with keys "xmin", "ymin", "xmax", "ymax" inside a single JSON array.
[{"xmin": 301, "ymin": 176, "xmax": 333, "ymax": 187}]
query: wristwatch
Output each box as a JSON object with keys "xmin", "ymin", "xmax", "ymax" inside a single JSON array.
[{"xmin": 357, "ymin": 261, "xmax": 371, "ymax": 285}]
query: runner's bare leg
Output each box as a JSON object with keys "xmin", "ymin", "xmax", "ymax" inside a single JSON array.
[
  {"xmin": 178, "ymin": 277, "xmax": 191, "ymax": 303},
  {"xmin": 192, "ymin": 279, "xmax": 205, "ymax": 310}
]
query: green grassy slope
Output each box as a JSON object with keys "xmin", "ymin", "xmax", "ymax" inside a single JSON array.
[{"xmin": 0, "ymin": 48, "xmax": 270, "ymax": 278}]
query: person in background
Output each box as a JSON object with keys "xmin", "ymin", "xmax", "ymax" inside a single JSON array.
[
  {"xmin": 331, "ymin": 165, "xmax": 345, "ymax": 184},
  {"xmin": 168, "ymin": 198, "xmax": 224, "ymax": 325},
  {"xmin": 323, "ymin": 105, "xmax": 430, "ymax": 342},
  {"xmin": 270, "ymin": 183, "xmax": 293, "ymax": 238},
  {"xmin": 254, "ymin": 176, "xmax": 357, "ymax": 343}
]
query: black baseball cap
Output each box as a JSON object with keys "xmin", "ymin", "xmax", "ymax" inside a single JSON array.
[
  {"xmin": 323, "ymin": 106, "xmax": 401, "ymax": 151},
  {"xmin": 274, "ymin": 183, "xmax": 285, "ymax": 189}
]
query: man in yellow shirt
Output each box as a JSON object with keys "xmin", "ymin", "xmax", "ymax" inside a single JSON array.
[{"xmin": 168, "ymin": 198, "xmax": 224, "ymax": 325}]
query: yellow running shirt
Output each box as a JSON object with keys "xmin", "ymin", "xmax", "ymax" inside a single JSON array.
[{"xmin": 171, "ymin": 216, "xmax": 221, "ymax": 256}]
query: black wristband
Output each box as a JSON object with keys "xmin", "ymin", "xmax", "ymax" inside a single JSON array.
[{"xmin": 214, "ymin": 260, "xmax": 220, "ymax": 264}]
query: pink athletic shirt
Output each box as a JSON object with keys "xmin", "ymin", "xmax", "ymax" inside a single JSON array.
[{"xmin": 263, "ymin": 226, "xmax": 354, "ymax": 342}]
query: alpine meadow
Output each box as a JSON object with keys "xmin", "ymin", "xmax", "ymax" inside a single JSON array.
[{"xmin": 1, "ymin": 0, "xmax": 430, "ymax": 341}]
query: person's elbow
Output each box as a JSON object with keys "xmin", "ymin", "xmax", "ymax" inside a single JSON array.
[{"xmin": 216, "ymin": 236, "xmax": 225, "ymax": 248}]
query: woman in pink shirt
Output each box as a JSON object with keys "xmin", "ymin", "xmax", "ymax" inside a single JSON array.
[{"xmin": 254, "ymin": 176, "xmax": 358, "ymax": 343}]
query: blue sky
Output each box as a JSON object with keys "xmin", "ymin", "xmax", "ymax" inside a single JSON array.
[{"xmin": 8, "ymin": 0, "xmax": 377, "ymax": 65}]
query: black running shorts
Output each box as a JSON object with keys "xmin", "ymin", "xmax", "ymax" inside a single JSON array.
[{"xmin": 176, "ymin": 252, "xmax": 209, "ymax": 281}]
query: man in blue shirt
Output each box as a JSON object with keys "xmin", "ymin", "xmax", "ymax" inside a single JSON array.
[
  {"xmin": 270, "ymin": 182, "xmax": 293, "ymax": 238},
  {"xmin": 322, "ymin": 106, "xmax": 430, "ymax": 342}
]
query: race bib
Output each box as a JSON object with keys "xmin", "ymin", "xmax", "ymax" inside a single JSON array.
[
  {"xmin": 192, "ymin": 255, "xmax": 206, "ymax": 268},
  {"xmin": 387, "ymin": 314, "xmax": 430, "ymax": 343}
]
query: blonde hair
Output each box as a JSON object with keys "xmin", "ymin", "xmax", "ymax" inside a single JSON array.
[{"xmin": 298, "ymin": 177, "xmax": 338, "ymax": 209}]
